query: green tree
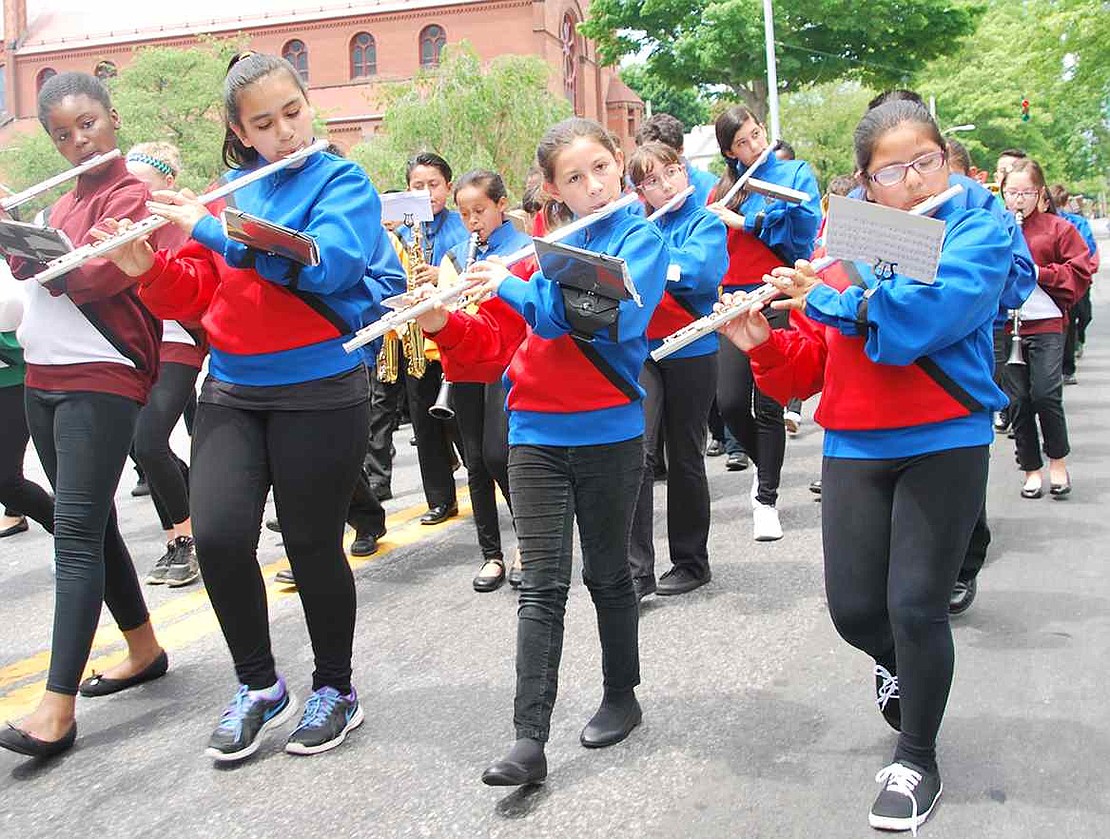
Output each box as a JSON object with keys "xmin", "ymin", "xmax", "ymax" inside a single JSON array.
[
  {"xmin": 779, "ymin": 81, "xmax": 878, "ymax": 186},
  {"xmin": 621, "ymin": 64, "xmax": 710, "ymax": 129},
  {"xmin": 348, "ymin": 43, "xmax": 572, "ymax": 198},
  {"xmin": 580, "ymin": 0, "xmax": 981, "ymax": 120}
]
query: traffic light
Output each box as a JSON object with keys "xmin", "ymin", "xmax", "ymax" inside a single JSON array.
[{"xmin": 1021, "ymin": 98, "xmax": 1030, "ymax": 122}]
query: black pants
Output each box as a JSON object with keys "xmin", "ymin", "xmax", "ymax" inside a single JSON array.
[
  {"xmin": 0, "ymin": 384, "xmax": 54, "ymax": 532},
  {"xmin": 707, "ymin": 399, "xmax": 743, "ymax": 455},
  {"xmin": 365, "ymin": 369, "xmax": 406, "ymax": 492},
  {"xmin": 133, "ymin": 362, "xmax": 198, "ymax": 531},
  {"xmin": 822, "ymin": 446, "xmax": 989, "ymax": 771},
  {"xmin": 347, "ymin": 464, "xmax": 386, "ymax": 538},
  {"xmin": 629, "ymin": 354, "xmax": 716, "ymax": 582},
  {"xmin": 509, "ymin": 438, "xmax": 643, "ymax": 741},
  {"xmin": 405, "ymin": 360, "xmax": 458, "ymax": 509},
  {"xmin": 190, "ymin": 399, "xmax": 369, "ymax": 693},
  {"xmin": 717, "ymin": 320, "xmax": 787, "ymax": 505},
  {"xmin": 1004, "ymin": 331, "xmax": 1070, "ymax": 471},
  {"xmin": 25, "ymin": 388, "xmax": 149, "ymax": 695},
  {"xmin": 452, "ymin": 381, "xmax": 511, "ymax": 559},
  {"xmin": 1063, "ymin": 291, "xmax": 1093, "ymax": 377}
]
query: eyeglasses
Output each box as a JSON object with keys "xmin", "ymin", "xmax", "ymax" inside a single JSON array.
[
  {"xmin": 868, "ymin": 150, "xmax": 947, "ymax": 187},
  {"xmin": 732, "ymin": 125, "xmax": 765, "ymax": 151},
  {"xmin": 1003, "ymin": 189, "xmax": 1040, "ymax": 200},
  {"xmin": 637, "ymin": 164, "xmax": 685, "ymax": 193}
]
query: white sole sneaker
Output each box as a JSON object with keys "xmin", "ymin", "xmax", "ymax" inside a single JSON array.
[
  {"xmin": 753, "ymin": 503, "xmax": 783, "ymax": 541},
  {"xmin": 868, "ymin": 781, "xmax": 942, "ymax": 832},
  {"xmin": 205, "ymin": 693, "xmax": 299, "ymax": 763},
  {"xmin": 285, "ymin": 703, "xmax": 365, "ymax": 756}
]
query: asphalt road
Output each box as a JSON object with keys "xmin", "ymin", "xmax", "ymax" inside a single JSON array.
[{"xmin": 1, "ymin": 251, "xmax": 1106, "ymax": 838}]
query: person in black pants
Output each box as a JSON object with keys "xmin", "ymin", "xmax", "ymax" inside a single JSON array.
[{"xmin": 0, "ymin": 383, "xmax": 55, "ymax": 535}]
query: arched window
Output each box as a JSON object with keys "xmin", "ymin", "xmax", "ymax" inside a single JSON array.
[
  {"xmin": 419, "ymin": 25, "xmax": 446, "ymax": 68},
  {"xmin": 282, "ymin": 39, "xmax": 309, "ymax": 82},
  {"xmin": 351, "ymin": 32, "xmax": 377, "ymax": 78},
  {"xmin": 94, "ymin": 60, "xmax": 117, "ymax": 81},
  {"xmin": 560, "ymin": 13, "xmax": 581, "ymax": 112},
  {"xmin": 36, "ymin": 67, "xmax": 57, "ymax": 93}
]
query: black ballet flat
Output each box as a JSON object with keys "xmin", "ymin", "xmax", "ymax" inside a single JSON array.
[
  {"xmin": 1050, "ymin": 477, "xmax": 1072, "ymax": 499},
  {"xmin": 0, "ymin": 517, "xmax": 29, "ymax": 538},
  {"xmin": 78, "ymin": 650, "xmax": 169, "ymax": 697},
  {"xmin": 481, "ymin": 753, "xmax": 547, "ymax": 786},
  {"xmin": 0, "ymin": 721, "xmax": 77, "ymax": 758},
  {"xmin": 1020, "ymin": 484, "xmax": 1043, "ymax": 500}
]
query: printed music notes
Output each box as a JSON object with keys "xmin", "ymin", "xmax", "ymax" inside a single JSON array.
[{"xmin": 825, "ymin": 195, "xmax": 946, "ymax": 284}]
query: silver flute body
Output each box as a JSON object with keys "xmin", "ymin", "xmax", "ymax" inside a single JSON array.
[
  {"xmin": 1, "ymin": 149, "xmax": 122, "ymax": 213},
  {"xmin": 716, "ymin": 141, "xmax": 779, "ymax": 209},
  {"xmin": 343, "ymin": 192, "xmax": 642, "ymax": 354},
  {"xmin": 647, "ymin": 186, "xmax": 695, "ymax": 222},
  {"xmin": 29, "ymin": 140, "xmax": 329, "ymax": 286},
  {"xmin": 650, "ymin": 184, "xmax": 965, "ymax": 362}
]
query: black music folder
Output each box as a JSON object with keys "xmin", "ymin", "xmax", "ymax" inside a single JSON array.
[{"xmin": 222, "ymin": 208, "xmax": 320, "ymax": 267}]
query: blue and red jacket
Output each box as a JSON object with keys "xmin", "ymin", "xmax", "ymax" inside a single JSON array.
[
  {"xmin": 749, "ymin": 199, "xmax": 1011, "ymax": 459},
  {"xmin": 716, "ymin": 154, "xmax": 822, "ymax": 292},
  {"xmin": 686, "ymin": 162, "xmax": 718, "ymax": 207},
  {"xmin": 137, "ymin": 149, "xmax": 405, "ymax": 387},
  {"xmin": 646, "ymin": 194, "xmax": 726, "ymax": 359},
  {"xmin": 1059, "ymin": 210, "xmax": 1100, "ymax": 271},
  {"xmin": 397, "ymin": 208, "xmax": 470, "ymax": 266},
  {"xmin": 432, "ymin": 204, "xmax": 669, "ymax": 446}
]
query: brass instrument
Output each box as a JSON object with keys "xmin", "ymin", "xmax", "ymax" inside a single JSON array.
[
  {"xmin": 1006, "ymin": 210, "xmax": 1026, "ymax": 366},
  {"xmin": 400, "ymin": 214, "xmax": 429, "ymax": 379},
  {"xmin": 429, "ymin": 232, "xmax": 479, "ymax": 420}
]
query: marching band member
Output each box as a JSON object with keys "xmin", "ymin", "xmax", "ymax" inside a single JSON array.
[
  {"xmin": 707, "ymin": 105, "xmax": 822, "ymax": 541},
  {"xmin": 0, "ymin": 72, "xmax": 167, "ymax": 759},
  {"xmin": 634, "ymin": 113, "xmax": 718, "ymax": 205},
  {"xmin": 1050, "ymin": 184, "xmax": 1099, "ymax": 384},
  {"xmin": 415, "ymin": 117, "xmax": 669, "ymax": 786},
  {"xmin": 93, "ymin": 52, "xmax": 406, "ymax": 762},
  {"xmin": 718, "ymin": 101, "xmax": 1011, "ymax": 832},
  {"xmin": 626, "ymin": 141, "xmax": 725, "ymax": 598}
]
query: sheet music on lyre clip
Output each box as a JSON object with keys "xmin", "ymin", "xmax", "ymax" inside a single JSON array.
[{"xmin": 824, "ymin": 194, "xmax": 947, "ymax": 284}]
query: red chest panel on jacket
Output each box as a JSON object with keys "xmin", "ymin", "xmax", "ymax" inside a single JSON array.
[
  {"xmin": 506, "ymin": 334, "xmax": 634, "ymax": 413},
  {"xmin": 722, "ymin": 229, "xmax": 785, "ymax": 288},
  {"xmin": 646, "ymin": 292, "xmax": 698, "ymax": 340}
]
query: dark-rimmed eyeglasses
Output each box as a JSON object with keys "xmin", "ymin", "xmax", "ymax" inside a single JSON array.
[{"xmin": 868, "ymin": 150, "xmax": 947, "ymax": 187}]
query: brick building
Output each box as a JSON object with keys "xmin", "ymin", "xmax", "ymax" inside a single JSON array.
[{"xmin": 0, "ymin": 0, "xmax": 643, "ymax": 151}]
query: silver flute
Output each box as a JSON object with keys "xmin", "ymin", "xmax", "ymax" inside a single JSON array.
[
  {"xmin": 647, "ymin": 186, "xmax": 695, "ymax": 222},
  {"xmin": 1, "ymin": 149, "xmax": 122, "ymax": 213},
  {"xmin": 650, "ymin": 184, "xmax": 965, "ymax": 362},
  {"xmin": 343, "ymin": 191, "xmax": 642, "ymax": 354},
  {"xmin": 715, "ymin": 141, "xmax": 779, "ymax": 209},
  {"xmin": 29, "ymin": 140, "xmax": 329, "ymax": 286}
]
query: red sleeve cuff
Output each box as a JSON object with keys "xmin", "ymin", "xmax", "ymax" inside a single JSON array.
[
  {"xmin": 427, "ymin": 311, "xmax": 468, "ymax": 350},
  {"xmin": 746, "ymin": 333, "xmax": 788, "ymax": 371},
  {"xmin": 137, "ymin": 250, "xmax": 170, "ymax": 287}
]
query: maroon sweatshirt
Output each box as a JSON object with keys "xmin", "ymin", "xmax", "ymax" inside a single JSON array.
[{"xmin": 1014, "ymin": 209, "xmax": 1093, "ymax": 336}]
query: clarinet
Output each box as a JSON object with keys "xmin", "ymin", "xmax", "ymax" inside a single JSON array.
[{"xmin": 429, "ymin": 232, "xmax": 480, "ymax": 420}]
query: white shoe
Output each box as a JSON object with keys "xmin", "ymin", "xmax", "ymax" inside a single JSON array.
[
  {"xmin": 753, "ymin": 503, "xmax": 783, "ymax": 541},
  {"xmin": 784, "ymin": 410, "xmax": 802, "ymax": 434}
]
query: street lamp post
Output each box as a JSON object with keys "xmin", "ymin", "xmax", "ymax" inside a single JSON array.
[{"xmin": 763, "ymin": 0, "xmax": 781, "ymax": 139}]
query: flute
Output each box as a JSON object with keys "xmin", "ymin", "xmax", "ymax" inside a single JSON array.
[
  {"xmin": 1, "ymin": 149, "xmax": 122, "ymax": 213},
  {"xmin": 343, "ymin": 191, "xmax": 642, "ymax": 353},
  {"xmin": 650, "ymin": 184, "xmax": 965, "ymax": 362},
  {"xmin": 29, "ymin": 140, "xmax": 329, "ymax": 286},
  {"xmin": 647, "ymin": 186, "xmax": 695, "ymax": 222},
  {"xmin": 715, "ymin": 141, "xmax": 779, "ymax": 209}
]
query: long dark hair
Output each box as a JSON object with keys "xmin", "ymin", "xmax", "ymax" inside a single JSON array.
[
  {"xmin": 853, "ymin": 100, "xmax": 944, "ymax": 179},
  {"xmin": 222, "ymin": 52, "xmax": 309, "ymax": 169},
  {"xmin": 713, "ymin": 104, "xmax": 759, "ymax": 201},
  {"xmin": 453, "ymin": 169, "xmax": 507, "ymax": 203}
]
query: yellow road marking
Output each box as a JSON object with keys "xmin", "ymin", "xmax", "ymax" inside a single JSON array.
[{"xmin": 0, "ymin": 490, "xmax": 473, "ymax": 720}]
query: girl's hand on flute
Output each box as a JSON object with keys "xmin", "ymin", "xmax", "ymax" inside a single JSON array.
[
  {"xmin": 765, "ymin": 260, "xmax": 821, "ymax": 311},
  {"xmin": 147, "ymin": 189, "xmax": 208, "ymax": 236},
  {"xmin": 715, "ymin": 291, "xmax": 771, "ymax": 351},
  {"xmin": 89, "ymin": 218, "xmax": 156, "ymax": 277},
  {"xmin": 465, "ymin": 258, "xmax": 511, "ymax": 298},
  {"xmin": 706, "ymin": 202, "xmax": 746, "ymax": 230}
]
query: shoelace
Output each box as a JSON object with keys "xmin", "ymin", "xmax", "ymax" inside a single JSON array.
[
  {"xmin": 875, "ymin": 763, "xmax": 923, "ymax": 836},
  {"xmin": 216, "ymin": 685, "xmax": 253, "ymax": 736},
  {"xmin": 874, "ymin": 664, "xmax": 899, "ymax": 711},
  {"xmin": 155, "ymin": 545, "xmax": 176, "ymax": 569},
  {"xmin": 296, "ymin": 687, "xmax": 342, "ymax": 731}
]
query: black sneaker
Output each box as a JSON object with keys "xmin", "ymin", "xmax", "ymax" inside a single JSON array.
[
  {"xmin": 205, "ymin": 679, "xmax": 297, "ymax": 763},
  {"xmin": 726, "ymin": 452, "xmax": 749, "ymax": 471},
  {"xmin": 349, "ymin": 531, "xmax": 380, "ymax": 557},
  {"xmin": 656, "ymin": 566, "xmax": 709, "ymax": 596},
  {"xmin": 165, "ymin": 536, "xmax": 200, "ymax": 587},
  {"xmin": 131, "ymin": 478, "xmax": 150, "ymax": 497},
  {"xmin": 949, "ymin": 577, "xmax": 977, "ymax": 616},
  {"xmin": 874, "ymin": 664, "xmax": 901, "ymax": 731},
  {"xmin": 285, "ymin": 686, "xmax": 364, "ymax": 755},
  {"xmin": 869, "ymin": 761, "xmax": 942, "ymax": 833},
  {"xmin": 147, "ymin": 541, "xmax": 176, "ymax": 585}
]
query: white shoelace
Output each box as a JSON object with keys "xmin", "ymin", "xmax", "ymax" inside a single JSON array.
[
  {"xmin": 874, "ymin": 664, "xmax": 899, "ymax": 711},
  {"xmin": 875, "ymin": 762, "xmax": 923, "ymax": 836}
]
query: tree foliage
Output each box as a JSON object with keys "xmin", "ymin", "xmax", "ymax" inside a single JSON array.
[
  {"xmin": 779, "ymin": 81, "xmax": 877, "ymax": 187},
  {"xmin": 580, "ymin": 0, "xmax": 981, "ymax": 118},
  {"xmin": 620, "ymin": 63, "xmax": 710, "ymax": 129},
  {"xmin": 349, "ymin": 44, "xmax": 572, "ymax": 198}
]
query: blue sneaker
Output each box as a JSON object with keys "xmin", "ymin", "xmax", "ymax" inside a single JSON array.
[
  {"xmin": 205, "ymin": 678, "xmax": 297, "ymax": 763},
  {"xmin": 285, "ymin": 686, "xmax": 364, "ymax": 755}
]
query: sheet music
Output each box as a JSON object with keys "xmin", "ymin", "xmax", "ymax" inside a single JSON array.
[
  {"xmin": 379, "ymin": 189, "xmax": 434, "ymax": 224},
  {"xmin": 825, "ymin": 195, "xmax": 946, "ymax": 284}
]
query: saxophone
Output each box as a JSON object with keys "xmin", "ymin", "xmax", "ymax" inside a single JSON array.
[{"xmin": 400, "ymin": 220, "xmax": 429, "ymax": 379}]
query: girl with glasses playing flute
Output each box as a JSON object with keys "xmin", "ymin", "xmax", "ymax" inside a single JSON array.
[
  {"xmin": 707, "ymin": 106, "xmax": 822, "ymax": 542},
  {"xmin": 717, "ymin": 101, "xmax": 1012, "ymax": 833},
  {"xmin": 93, "ymin": 52, "xmax": 406, "ymax": 764},
  {"xmin": 0, "ymin": 72, "xmax": 168, "ymax": 760}
]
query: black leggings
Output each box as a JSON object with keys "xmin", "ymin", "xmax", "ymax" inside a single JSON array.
[
  {"xmin": 25, "ymin": 388, "xmax": 150, "ymax": 696},
  {"xmin": 451, "ymin": 381, "xmax": 511, "ymax": 559},
  {"xmin": 133, "ymin": 362, "xmax": 198, "ymax": 531},
  {"xmin": 1004, "ymin": 331, "xmax": 1070, "ymax": 471},
  {"xmin": 0, "ymin": 384, "xmax": 54, "ymax": 532},
  {"xmin": 190, "ymin": 399, "xmax": 369, "ymax": 693},
  {"xmin": 717, "ymin": 320, "xmax": 787, "ymax": 506},
  {"xmin": 822, "ymin": 446, "xmax": 989, "ymax": 771}
]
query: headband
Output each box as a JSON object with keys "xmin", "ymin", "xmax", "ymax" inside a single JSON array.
[{"xmin": 126, "ymin": 152, "xmax": 176, "ymax": 178}]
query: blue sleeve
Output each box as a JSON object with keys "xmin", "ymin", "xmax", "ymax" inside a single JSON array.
[
  {"xmin": 363, "ymin": 231, "xmax": 407, "ymax": 309},
  {"xmin": 1000, "ymin": 213, "xmax": 1037, "ymax": 311},
  {"xmin": 1076, "ymin": 217, "xmax": 1098, "ymax": 257},
  {"xmin": 497, "ymin": 271, "xmax": 572, "ymax": 339},
  {"xmin": 860, "ymin": 210, "xmax": 1010, "ymax": 365},
  {"xmin": 254, "ymin": 165, "xmax": 385, "ymax": 295},
  {"xmin": 805, "ymin": 282, "xmax": 867, "ymax": 337},
  {"xmin": 191, "ymin": 213, "xmax": 254, "ymax": 269},
  {"xmin": 667, "ymin": 212, "xmax": 727, "ymax": 296},
  {"xmin": 745, "ymin": 161, "xmax": 822, "ymax": 263}
]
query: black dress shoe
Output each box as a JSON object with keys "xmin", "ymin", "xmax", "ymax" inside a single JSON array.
[
  {"xmin": 705, "ymin": 439, "xmax": 725, "ymax": 457},
  {"xmin": 725, "ymin": 452, "xmax": 749, "ymax": 471},
  {"xmin": 507, "ymin": 562, "xmax": 523, "ymax": 589},
  {"xmin": 0, "ymin": 516, "xmax": 29, "ymax": 538},
  {"xmin": 349, "ymin": 532, "xmax": 380, "ymax": 557},
  {"xmin": 0, "ymin": 721, "xmax": 77, "ymax": 758},
  {"xmin": 78, "ymin": 650, "xmax": 169, "ymax": 697},
  {"xmin": 473, "ymin": 558, "xmax": 506, "ymax": 592},
  {"xmin": 1050, "ymin": 473, "xmax": 1072, "ymax": 499},
  {"xmin": 949, "ymin": 577, "xmax": 977, "ymax": 616},
  {"xmin": 580, "ymin": 694, "xmax": 642, "ymax": 748},
  {"xmin": 809, "ymin": 479, "xmax": 822, "ymax": 495},
  {"xmin": 130, "ymin": 479, "xmax": 150, "ymax": 497},
  {"xmin": 656, "ymin": 566, "xmax": 708, "ymax": 596},
  {"xmin": 420, "ymin": 503, "xmax": 458, "ymax": 525},
  {"xmin": 371, "ymin": 484, "xmax": 393, "ymax": 502},
  {"xmin": 633, "ymin": 576, "xmax": 656, "ymax": 601},
  {"xmin": 1021, "ymin": 485, "xmax": 1043, "ymax": 499},
  {"xmin": 481, "ymin": 752, "xmax": 547, "ymax": 786}
]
